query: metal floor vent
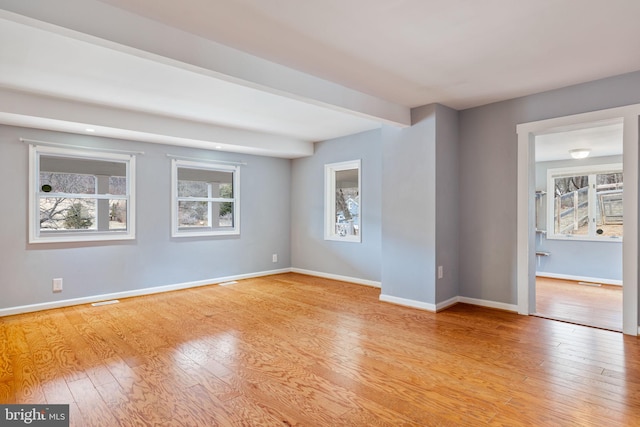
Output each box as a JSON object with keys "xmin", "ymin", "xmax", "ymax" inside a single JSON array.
[
  {"xmin": 578, "ymin": 282, "xmax": 602, "ymax": 287},
  {"xmin": 91, "ymin": 300, "xmax": 120, "ymax": 307},
  {"xmin": 218, "ymin": 281, "xmax": 238, "ymax": 286}
]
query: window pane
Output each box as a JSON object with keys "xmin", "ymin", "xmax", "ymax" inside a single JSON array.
[
  {"xmin": 32, "ymin": 149, "xmax": 135, "ymax": 242},
  {"xmin": 40, "ymin": 172, "xmax": 96, "ymax": 194},
  {"xmin": 177, "ymin": 168, "xmax": 233, "ymax": 198},
  {"xmin": 177, "ymin": 201, "xmax": 235, "ymax": 229},
  {"xmin": 173, "ymin": 162, "xmax": 238, "ymax": 237},
  {"xmin": 178, "ymin": 179, "xmax": 209, "ymax": 198},
  {"xmin": 596, "ymin": 172, "xmax": 623, "ymax": 237},
  {"xmin": 109, "ymin": 200, "xmax": 127, "ymax": 230},
  {"xmin": 39, "ymin": 197, "xmax": 97, "ymax": 231},
  {"xmin": 335, "ymin": 168, "xmax": 359, "ymax": 237},
  {"xmin": 217, "ymin": 202, "xmax": 234, "ymax": 227},
  {"xmin": 109, "ymin": 176, "xmax": 127, "ymax": 195},
  {"xmin": 178, "ymin": 200, "xmax": 209, "ymax": 227},
  {"xmin": 219, "ymin": 182, "xmax": 233, "ymax": 199},
  {"xmin": 553, "ymin": 175, "xmax": 588, "ymax": 235}
]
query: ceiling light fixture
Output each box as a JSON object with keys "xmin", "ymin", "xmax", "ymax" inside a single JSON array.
[
  {"xmin": 569, "ymin": 148, "xmax": 590, "ymax": 159},
  {"xmin": 85, "ymin": 128, "xmax": 95, "ymax": 133}
]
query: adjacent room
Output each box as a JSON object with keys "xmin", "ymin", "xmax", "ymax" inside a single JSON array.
[
  {"xmin": 534, "ymin": 120, "xmax": 624, "ymax": 331},
  {"xmin": 1, "ymin": 1, "xmax": 640, "ymax": 425}
]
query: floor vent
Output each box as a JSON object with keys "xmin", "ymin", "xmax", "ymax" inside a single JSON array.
[
  {"xmin": 91, "ymin": 300, "xmax": 120, "ymax": 307},
  {"xmin": 578, "ymin": 281, "xmax": 602, "ymax": 287},
  {"xmin": 218, "ymin": 281, "xmax": 238, "ymax": 286}
]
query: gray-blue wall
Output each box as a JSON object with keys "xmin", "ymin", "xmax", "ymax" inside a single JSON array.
[
  {"xmin": 0, "ymin": 125, "xmax": 291, "ymax": 310},
  {"xmin": 379, "ymin": 104, "xmax": 459, "ymax": 306},
  {"xmin": 459, "ymin": 70, "xmax": 640, "ymax": 311},
  {"xmin": 435, "ymin": 104, "xmax": 460, "ymax": 303},
  {"xmin": 381, "ymin": 106, "xmax": 437, "ymax": 302},
  {"xmin": 290, "ymin": 129, "xmax": 382, "ymax": 282}
]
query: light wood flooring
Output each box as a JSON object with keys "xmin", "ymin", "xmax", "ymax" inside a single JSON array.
[
  {"xmin": 1, "ymin": 273, "xmax": 639, "ymax": 426},
  {"xmin": 536, "ymin": 276, "xmax": 623, "ymax": 332}
]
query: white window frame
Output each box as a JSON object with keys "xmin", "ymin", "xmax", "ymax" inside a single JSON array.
[
  {"xmin": 324, "ymin": 159, "xmax": 361, "ymax": 243},
  {"xmin": 29, "ymin": 144, "xmax": 136, "ymax": 243},
  {"xmin": 171, "ymin": 159, "xmax": 240, "ymax": 237},
  {"xmin": 546, "ymin": 163, "xmax": 622, "ymax": 242}
]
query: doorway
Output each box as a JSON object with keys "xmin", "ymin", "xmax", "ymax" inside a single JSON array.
[
  {"xmin": 533, "ymin": 120, "xmax": 623, "ymax": 330},
  {"xmin": 516, "ymin": 105, "xmax": 639, "ymax": 336}
]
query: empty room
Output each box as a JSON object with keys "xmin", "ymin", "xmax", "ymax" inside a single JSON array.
[{"xmin": 1, "ymin": 1, "xmax": 640, "ymax": 426}]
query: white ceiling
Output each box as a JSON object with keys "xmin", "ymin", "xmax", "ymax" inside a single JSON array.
[
  {"xmin": 535, "ymin": 120, "xmax": 623, "ymax": 162},
  {"xmin": 1, "ymin": 0, "xmax": 640, "ymax": 157}
]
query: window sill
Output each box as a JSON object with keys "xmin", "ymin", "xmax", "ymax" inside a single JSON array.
[{"xmin": 546, "ymin": 235, "xmax": 622, "ymax": 243}]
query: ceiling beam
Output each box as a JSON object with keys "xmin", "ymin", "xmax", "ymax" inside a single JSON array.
[
  {"xmin": 0, "ymin": 87, "xmax": 313, "ymax": 158},
  {"xmin": 0, "ymin": 2, "xmax": 411, "ymax": 127}
]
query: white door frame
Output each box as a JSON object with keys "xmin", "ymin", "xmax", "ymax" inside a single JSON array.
[{"xmin": 517, "ymin": 105, "xmax": 639, "ymax": 335}]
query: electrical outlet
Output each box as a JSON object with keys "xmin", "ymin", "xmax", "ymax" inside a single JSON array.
[
  {"xmin": 272, "ymin": 253, "xmax": 278, "ymax": 263},
  {"xmin": 52, "ymin": 278, "xmax": 63, "ymax": 292},
  {"xmin": 437, "ymin": 266, "xmax": 443, "ymax": 279}
]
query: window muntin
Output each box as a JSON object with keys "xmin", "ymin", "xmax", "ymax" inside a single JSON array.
[
  {"xmin": 30, "ymin": 145, "xmax": 135, "ymax": 243},
  {"xmin": 547, "ymin": 164, "xmax": 622, "ymax": 241},
  {"xmin": 172, "ymin": 160, "xmax": 239, "ymax": 237},
  {"xmin": 325, "ymin": 160, "xmax": 361, "ymax": 242}
]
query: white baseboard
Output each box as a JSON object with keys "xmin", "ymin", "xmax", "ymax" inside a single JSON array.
[
  {"xmin": 290, "ymin": 268, "xmax": 381, "ymax": 288},
  {"xmin": 0, "ymin": 268, "xmax": 291, "ymax": 317},
  {"xmin": 458, "ymin": 296, "xmax": 518, "ymax": 312},
  {"xmin": 536, "ymin": 272, "xmax": 622, "ymax": 286},
  {"xmin": 379, "ymin": 294, "xmax": 436, "ymax": 312},
  {"xmin": 436, "ymin": 296, "xmax": 459, "ymax": 312},
  {"xmin": 379, "ymin": 294, "xmax": 518, "ymax": 314}
]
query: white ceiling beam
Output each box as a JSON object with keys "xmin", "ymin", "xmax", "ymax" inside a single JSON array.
[
  {"xmin": 0, "ymin": 2, "xmax": 410, "ymax": 127},
  {"xmin": 0, "ymin": 87, "xmax": 313, "ymax": 158}
]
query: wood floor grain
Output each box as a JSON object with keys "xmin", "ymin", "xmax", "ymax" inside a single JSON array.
[
  {"xmin": 1, "ymin": 273, "xmax": 639, "ymax": 426},
  {"xmin": 536, "ymin": 276, "xmax": 623, "ymax": 331}
]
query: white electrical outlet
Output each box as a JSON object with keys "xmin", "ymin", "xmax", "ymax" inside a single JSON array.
[
  {"xmin": 437, "ymin": 266, "xmax": 443, "ymax": 279},
  {"xmin": 272, "ymin": 253, "xmax": 278, "ymax": 263},
  {"xmin": 52, "ymin": 278, "xmax": 63, "ymax": 292}
]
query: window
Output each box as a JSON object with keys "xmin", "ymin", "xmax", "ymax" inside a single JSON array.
[
  {"xmin": 325, "ymin": 160, "xmax": 361, "ymax": 242},
  {"xmin": 29, "ymin": 144, "xmax": 136, "ymax": 243},
  {"xmin": 547, "ymin": 164, "xmax": 622, "ymax": 241},
  {"xmin": 171, "ymin": 159, "xmax": 239, "ymax": 237}
]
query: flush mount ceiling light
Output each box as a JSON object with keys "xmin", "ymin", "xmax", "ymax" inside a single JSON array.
[{"xmin": 569, "ymin": 148, "xmax": 590, "ymax": 159}]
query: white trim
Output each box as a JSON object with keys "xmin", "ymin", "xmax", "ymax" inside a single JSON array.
[
  {"xmin": 436, "ymin": 296, "xmax": 459, "ymax": 312},
  {"xmin": 29, "ymin": 144, "xmax": 137, "ymax": 244},
  {"xmin": 171, "ymin": 158, "xmax": 240, "ymax": 238},
  {"xmin": 536, "ymin": 272, "xmax": 622, "ymax": 286},
  {"xmin": 379, "ymin": 294, "xmax": 436, "ymax": 312},
  {"xmin": 21, "ymin": 137, "xmax": 144, "ymax": 155},
  {"xmin": 290, "ymin": 268, "xmax": 381, "ymax": 288},
  {"xmin": 166, "ymin": 153, "xmax": 247, "ymax": 166},
  {"xmin": 324, "ymin": 159, "xmax": 362, "ymax": 243},
  {"xmin": 517, "ymin": 104, "xmax": 639, "ymax": 336},
  {"xmin": 0, "ymin": 268, "xmax": 290, "ymax": 317},
  {"xmin": 458, "ymin": 297, "xmax": 518, "ymax": 313}
]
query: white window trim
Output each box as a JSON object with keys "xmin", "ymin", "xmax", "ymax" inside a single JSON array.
[
  {"xmin": 29, "ymin": 144, "xmax": 136, "ymax": 244},
  {"xmin": 546, "ymin": 163, "xmax": 622, "ymax": 242},
  {"xmin": 171, "ymin": 159, "xmax": 240, "ymax": 238},
  {"xmin": 324, "ymin": 159, "xmax": 361, "ymax": 243}
]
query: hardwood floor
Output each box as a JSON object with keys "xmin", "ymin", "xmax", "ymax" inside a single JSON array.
[
  {"xmin": 536, "ymin": 276, "xmax": 623, "ymax": 331},
  {"xmin": 1, "ymin": 272, "xmax": 639, "ymax": 426}
]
